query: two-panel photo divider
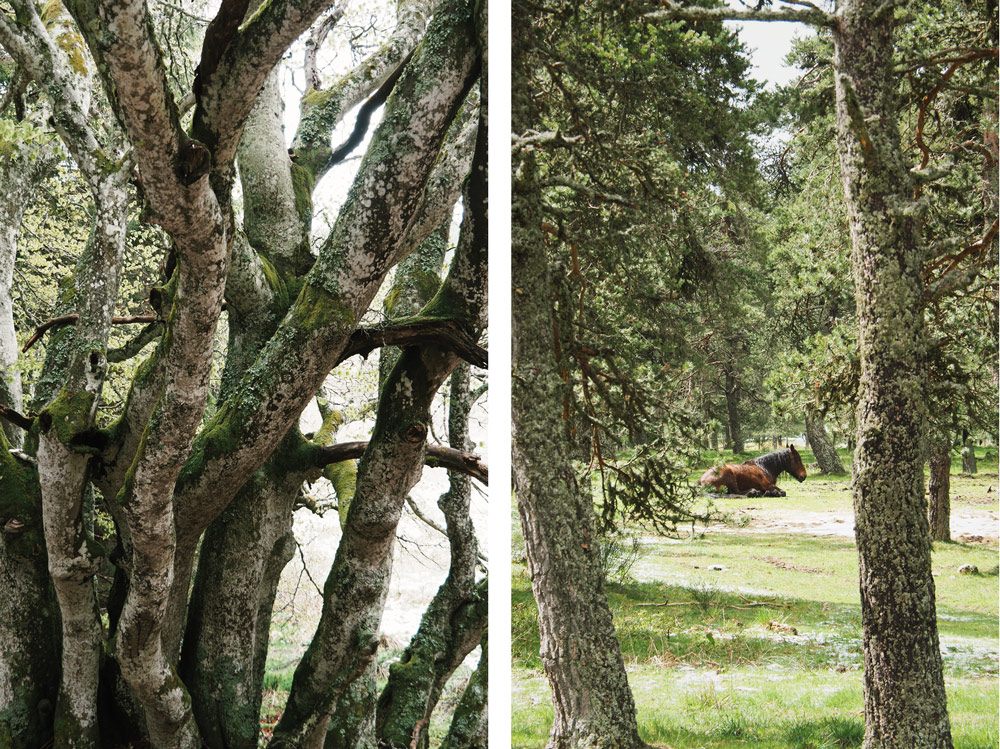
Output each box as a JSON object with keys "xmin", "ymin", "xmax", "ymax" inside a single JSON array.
[{"xmin": 0, "ymin": 0, "xmax": 995, "ymax": 747}]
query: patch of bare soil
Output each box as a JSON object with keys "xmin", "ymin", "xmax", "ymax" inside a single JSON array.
[
  {"xmin": 712, "ymin": 487, "xmax": 998, "ymax": 543},
  {"xmin": 754, "ymin": 555, "xmax": 830, "ymax": 575}
]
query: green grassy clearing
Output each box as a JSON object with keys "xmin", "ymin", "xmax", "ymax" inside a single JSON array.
[
  {"xmin": 513, "ymin": 448, "xmax": 999, "ymax": 747},
  {"xmin": 513, "ymin": 667, "xmax": 998, "ymax": 748}
]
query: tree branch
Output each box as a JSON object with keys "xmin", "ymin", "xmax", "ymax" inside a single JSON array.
[
  {"xmin": 339, "ymin": 319, "xmax": 488, "ymax": 369},
  {"xmin": 291, "ymin": 0, "xmax": 432, "ymax": 179},
  {"xmin": 644, "ymin": 2, "xmax": 835, "ymax": 26},
  {"xmin": 22, "ymin": 314, "xmax": 159, "ymax": 352},
  {"xmin": 107, "ymin": 322, "xmax": 165, "ymax": 363},
  {"xmin": 914, "ymin": 48, "xmax": 998, "ymax": 170},
  {"xmin": 317, "ymin": 441, "xmax": 487, "ymax": 485},
  {"xmin": 512, "ymin": 129, "xmax": 583, "ymax": 150},
  {"xmin": 193, "ymin": 0, "xmax": 349, "ymax": 169},
  {"xmin": 304, "ymin": 7, "xmax": 345, "ymax": 91},
  {"xmin": 0, "ymin": 404, "xmax": 33, "ymax": 431}
]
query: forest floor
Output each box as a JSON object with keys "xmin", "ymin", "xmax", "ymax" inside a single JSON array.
[{"xmin": 512, "ymin": 447, "xmax": 999, "ymax": 748}]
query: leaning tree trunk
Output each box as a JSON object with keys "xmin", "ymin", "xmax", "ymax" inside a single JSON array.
[
  {"xmin": 327, "ymin": 224, "xmax": 450, "ymax": 749},
  {"xmin": 806, "ymin": 412, "xmax": 846, "ymax": 475},
  {"xmin": 833, "ymin": 0, "xmax": 953, "ymax": 745},
  {"xmin": 927, "ymin": 444, "xmax": 951, "ymax": 543},
  {"xmin": 511, "ymin": 150, "xmax": 645, "ymax": 749}
]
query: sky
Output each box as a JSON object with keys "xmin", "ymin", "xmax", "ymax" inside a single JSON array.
[{"xmin": 729, "ymin": 18, "xmax": 813, "ymax": 89}]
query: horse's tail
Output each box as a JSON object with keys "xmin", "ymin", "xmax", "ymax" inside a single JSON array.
[{"xmin": 699, "ymin": 467, "xmax": 720, "ymax": 485}]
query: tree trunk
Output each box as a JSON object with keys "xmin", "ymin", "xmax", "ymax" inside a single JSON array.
[
  {"xmin": 832, "ymin": 0, "xmax": 953, "ymax": 745},
  {"xmin": 439, "ymin": 634, "xmax": 487, "ymax": 749},
  {"xmin": 806, "ymin": 412, "xmax": 846, "ymax": 474},
  {"xmin": 961, "ymin": 436, "xmax": 977, "ymax": 474},
  {"xmin": 927, "ymin": 445, "xmax": 951, "ymax": 543},
  {"xmin": 723, "ymin": 366, "xmax": 743, "ymax": 454},
  {"xmin": 511, "ymin": 151, "xmax": 645, "ymax": 749},
  {"xmin": 0, "ymin": 450, "xmax": 61, "ymax": 749},
  {"xmin": 374, "ymin": 365, "xmax": 487, "ymax": 749}
]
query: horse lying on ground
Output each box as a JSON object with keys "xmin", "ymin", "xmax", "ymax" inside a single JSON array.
[{"xmin": 699, "ymin": 445, "xmax": 808, "ymax": 497}]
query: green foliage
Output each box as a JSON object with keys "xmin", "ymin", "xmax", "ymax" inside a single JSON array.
[
  {"xmin": 757, "ymin": 7, "xmax": 998, "ymax": 447},
  {"xmin": 598, "ymin": 529, "xmax": 642, "ymax": 584},
  {"xmin": 515, "ymin": 0, "xmax": 770, "ymax": 531}
]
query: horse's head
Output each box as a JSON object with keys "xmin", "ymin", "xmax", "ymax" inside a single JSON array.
[{"xmin": 788, "ymin": 444, "xmax": 807, "ymax": 482}]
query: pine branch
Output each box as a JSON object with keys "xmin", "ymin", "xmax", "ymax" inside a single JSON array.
[{"xmin": 644, "ymin": 2, "xmax": 835, "ymax": 27}]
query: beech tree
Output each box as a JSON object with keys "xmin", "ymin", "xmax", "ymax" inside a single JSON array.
[{"xmin": 0, "ymin": 0, "xmax": 487, "ymax": 747}]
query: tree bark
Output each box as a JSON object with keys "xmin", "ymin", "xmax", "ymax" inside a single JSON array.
[
  {"xmin": 927, "ymin": 445, "xmax": 951, "ymax": 543},
  {"xmin": 439, "ymin": 635, "xmax": 487, "ymax": 749},
  {"xmin": 270, "ymin": 36, "xmax": 486, "ymax": 742},
  {"xmin": 832, "ymin": 0, "xmax": 953, "ymax": 745},
  {"xmin": 375, "ymin": 365, "xmax": 487, "ymax": 749},
  {"xmin": 805, "ymin": 412, "xmax": 846, "ymax": 475},
  {"xmin": 0, "ymin": 450, "xmax": 60, "ymax": 749},
  {"xmin": 511, "ymin": 151, "xmax": 645, "ymax": 749},
  {"xmin": 961, "ymin": 435, "xmax": 977, "ymax": 474},
  {"xmin": 723, "ymin": 366, "xmax": 743, "ymax": 454}
]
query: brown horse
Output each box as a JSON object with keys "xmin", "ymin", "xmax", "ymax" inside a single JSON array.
[{"xmin": 699, "ymin": 445, "xmax": 807, "ymax": 497}]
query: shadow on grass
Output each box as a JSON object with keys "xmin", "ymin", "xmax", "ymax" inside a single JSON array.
[
  {"xmin": 513, "ymin": 569, "xmax": 864, "ymax": 672},
  {"xmin": 640, "ymin": 715, "xmax": 864, "ymax": 749}
]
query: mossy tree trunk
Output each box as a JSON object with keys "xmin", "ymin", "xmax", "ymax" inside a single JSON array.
[
  {"xmin": 960, "ymin": 435, "xmax": 977, "ymax": 474},
  {"xmin": 927, "ymin": 444, "xmax": 951, "ymax": 543},
  {"xmin": 325, "ymin": 219, "xmax": 450, "ymax": 749},
  {"xmin": 269, "ymin": 17, "xmax": 486, "ymax": 742},
  {"xmin": 806, "ymin": 412, "xmax": 846, "ymax": 475},
  {"xmin": 649, "ymin": 0, "xmax": 962, "ymax": 742},
  {"xmin": 374, "ymin": 364, "xmax": 488, "ymax": 749},
  {"xmin": 0, "ymin": 0, "xmax": 486, "ymax": 746},
  {"xmin": 439, "ymin": 634, "xmax": 487, "ymax": 749},
  {"xmin": 832, "ymin": 0, "xmax": 953, "ymax": 744},
  {"xmin": 511, "ymin": 150, "xmax": 645, "ymax": 749}
]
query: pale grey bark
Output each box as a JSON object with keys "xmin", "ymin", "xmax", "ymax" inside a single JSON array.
[
  {"xmin": 291, "ymin": 0, "xmax": 434, "ymax": 179},
  {"xmin": 0, "ymin": 132, "xmax": 59, "ymax": 445},
  {"xmin": 237, "ymin": 70, "xmax": 311, "ymax": 272},
  {"xmin": 272, "ymin": 51, "xmax": 485, "ymax": 744},
  {"xmin": 374, "ymin": 365, "xmax": 486, "ymax": 749},
  {"xmin": 0, "ymin": 5, "xmax": 133, "ymax": 745},
  {"xmin": 171, "ymin": 0, "xmax": 480, "ymax": 559}
]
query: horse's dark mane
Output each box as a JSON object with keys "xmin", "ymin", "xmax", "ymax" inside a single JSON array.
[{"xmin": 751, "ymin": 448, "xmax": 795, "ymax": 480}]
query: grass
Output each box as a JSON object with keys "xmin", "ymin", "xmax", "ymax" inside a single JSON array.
[
  {"xmin": 513, "ymin": 448, "xmax": 1000, "ymax": 746},
  {"xmin": 513, "ymin": 668, "xmax": 1000, "ymax": 748}
]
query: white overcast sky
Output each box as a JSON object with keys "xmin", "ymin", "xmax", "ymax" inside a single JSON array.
[{"xmin": 729, "ymin": 18, "xmax": 813, "ymax": 89}]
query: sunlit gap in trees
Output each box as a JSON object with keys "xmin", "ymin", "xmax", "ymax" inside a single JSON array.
[{"xmin": 726, "ymin": 0, "xmax": 819, "ymax": 151}]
